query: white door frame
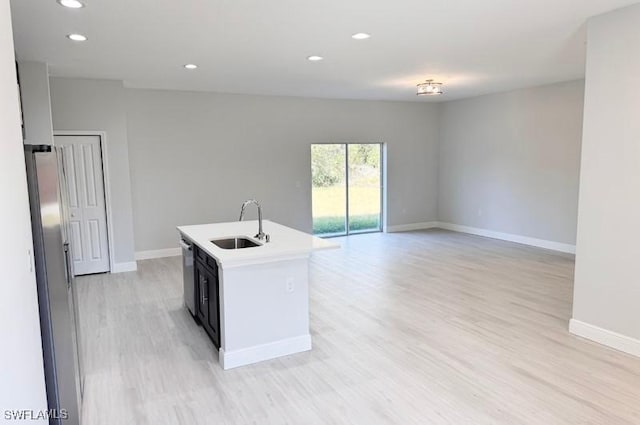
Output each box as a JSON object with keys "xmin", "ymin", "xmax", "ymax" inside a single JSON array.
[{"xmin": 54, "ymin": 131, "xmax": 115, "ymax": 274}]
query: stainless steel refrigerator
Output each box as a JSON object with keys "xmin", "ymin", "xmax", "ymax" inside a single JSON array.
[{"xmin": 24, "ymin": 144, "xmax": 83, "ymax": 425}]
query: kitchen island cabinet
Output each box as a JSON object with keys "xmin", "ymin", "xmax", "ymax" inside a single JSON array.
[{"xmin": 178, "ymin": 220, "xmax": 338, "ymax": 369}]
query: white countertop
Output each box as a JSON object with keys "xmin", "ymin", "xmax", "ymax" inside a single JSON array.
[{"xmin": 177, "ymin": 220, "xmax": 339, "ymax": 268}]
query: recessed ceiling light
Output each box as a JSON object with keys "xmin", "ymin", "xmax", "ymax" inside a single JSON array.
[
  {"xmin": 184, "ymin": 64, "xmax": 198, "ymax": 70},
  {"xmin": 352, "ymin": 33, "xmax": 371, "ymax": 40},
  {"xmin": 58, "ymin": 0, "xmax": 85, "ymax": 8},
  {"xmin": 307, "ymin": 55, "xmax": 324, "ymax": 61},
  {"xmin": 67, "ymin": 33, "xmax": 88, "ymax": 42}
]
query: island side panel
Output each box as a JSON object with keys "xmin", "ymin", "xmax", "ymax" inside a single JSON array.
[{"xmin": 219, "ymin": 257, "xmax": 311, "ymax": 369}]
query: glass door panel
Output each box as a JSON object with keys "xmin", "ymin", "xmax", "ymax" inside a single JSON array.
[
  {"xmin": 348, "ymin": 144, "xmax": 382, "ymax": 233},
  {"xmin": 311, "ymin": 144, "xmax": 347, "ymax": 236}
]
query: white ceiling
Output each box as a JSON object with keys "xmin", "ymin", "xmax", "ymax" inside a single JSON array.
[{"xmin": 10, "ymin": 0, "xmax": 638, "ymax": 101}]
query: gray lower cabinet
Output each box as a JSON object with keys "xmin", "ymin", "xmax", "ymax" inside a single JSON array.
[{"xmin": 194, "ymin": 247, "xmax": 220, "ymax": 348}]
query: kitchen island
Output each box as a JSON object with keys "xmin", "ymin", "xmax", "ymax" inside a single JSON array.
[{"xmin": 177, "ymin": 220, "xmax": 338, "ymax": 369}]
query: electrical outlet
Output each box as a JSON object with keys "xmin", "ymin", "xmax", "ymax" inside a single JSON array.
[{"xmin": 286, "ymin": 277, "xmax": 294, "ymax": 293}]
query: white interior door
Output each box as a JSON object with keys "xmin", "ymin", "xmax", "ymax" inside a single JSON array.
[{"xmin": 55, "ymin": 135, "xmax": 110, "ymax": 275}]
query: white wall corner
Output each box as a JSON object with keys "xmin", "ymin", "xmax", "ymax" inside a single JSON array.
[
  {"xmin": 386, "ymin": 221, "xmax": 440, "ymax": 233},
  {"xmin": 569, "ymin": 319, "xmax": 640, "ymax": 358},
  {"xmin": 135, "ymin": 247, "xmax": 181, "ymax": 261},
  {"xmin": 111, "ymin": 261, "xmax": 138, "ymax": 273},
  {"xmin": 436, "ymin": 222, "xmax": 576, "ymax": 254}
]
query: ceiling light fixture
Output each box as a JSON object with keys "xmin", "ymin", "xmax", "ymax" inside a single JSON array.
[
  {"xmin": 307, "ymin": 55, "xmax": 324, "ymax": 61},
  {"xmin": 67, "ymin": 33, "xmax": 88, "ymax": 42},
  {"xmin": 184, "ymin": 64, "xmax": 198, "ymax": 69},
  {"xmin": 416, "ymin": 79, "xmax": 443, "ymax": 96},
  {"xmin": 352, "ymin": 33, "xmax": 371, "ymax": 40},
  {"xmin": 58, "ymin": 0, "xmax": 85, "ymax": 8}
]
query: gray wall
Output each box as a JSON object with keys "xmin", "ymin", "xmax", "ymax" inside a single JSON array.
[
  {"xmin": 49, "ymin": 78, "xmax": 137, "ymax": 266},
  {"xmin": 572, "ymin": 4, "xmax": 640, "ymax": 340},
  {"xmin": 47, "ymin": 77, "xmax": 585, "ymax": 255},
  {"xmin": 126, "ymin": 89, "xmax": 440, "ymax": 251},
  {"xmin": 437, "ymin": 80, "xmax": 584, "ymax": 245},
  {"xmin": 0, "ymin": 0, "xmax": 47, "ymax": 412},
  {"xmin": 18, "ymin": 61, "xmax": 53, "ymax": 145}
]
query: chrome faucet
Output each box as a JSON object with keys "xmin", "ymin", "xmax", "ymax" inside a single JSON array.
[{"xmin": 238, "ymin": 199, "xmax": 270, "ymax": 242}]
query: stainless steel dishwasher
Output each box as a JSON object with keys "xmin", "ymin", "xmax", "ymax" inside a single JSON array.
[{"xmin": 180, "ymin": 238, "xmax": 196, "ymax": 316}]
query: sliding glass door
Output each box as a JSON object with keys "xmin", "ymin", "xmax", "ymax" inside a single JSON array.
[
  {"xmin": 312, "ymin": 143, "xmax": 383, "ymax": 236},
  {"xmin": 311, "ymin": 144, "xmax": 347, "ymax": 235},
  {"xmin": 347, "ymin": 144, "xmax": 382, "ymax": 233}
]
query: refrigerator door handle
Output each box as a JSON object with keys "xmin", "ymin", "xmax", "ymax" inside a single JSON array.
[{"xmin": 63, "ymin": 242, "xmax": 73, "ymax": 287}]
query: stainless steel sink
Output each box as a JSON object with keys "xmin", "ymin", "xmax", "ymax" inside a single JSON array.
[{"xmin": 211, "ymin": 237, "xmax": 262, "ymax": 250}]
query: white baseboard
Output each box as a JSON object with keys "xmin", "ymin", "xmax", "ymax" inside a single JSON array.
[
  {"xmin": 386, "ymin": 221, "xmax": 439, "ymax": 233},
  {"xmin": 569, "ymin": 319, "xmax": 640, "ymax": 358},
  {"xmin": 219, "ymin": 334, "xmax": 312, "ymax": 370},
  {"xmin": 135, "ymin": 247, "xmax": 181, "ymax": 260},
  {"xmin": 436, "ymin": 222, "xmax": 576, "ymax": 254},
  {"xmin": 111, "ymin": 261, "xmax": 137, "ymax": 273}
]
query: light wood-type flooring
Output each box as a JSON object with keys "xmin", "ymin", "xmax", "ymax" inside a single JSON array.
[{"xmin": 77, "ymin": 229, "xmax": 640, "ymax": 425}]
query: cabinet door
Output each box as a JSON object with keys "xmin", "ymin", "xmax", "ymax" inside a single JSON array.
[
  {"xmin": 195, "ymin": 263, "xmax": 208, "ymax": 325},
  {"xmin": 206, "ymin": 270, "xmax": 220, "ymax": 348}
]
